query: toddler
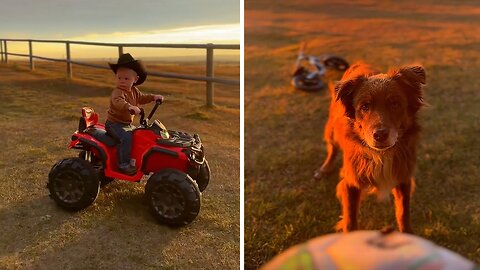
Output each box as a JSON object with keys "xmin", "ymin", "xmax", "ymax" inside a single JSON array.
[{"xmin": 106, "ymin": 53, "xmax": 163, "ymax": 175}]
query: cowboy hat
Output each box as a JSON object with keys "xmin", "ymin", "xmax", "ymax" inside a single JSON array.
[{"xmin": 109, "ymin": 53, "xmax": 147, "ymax": 85}]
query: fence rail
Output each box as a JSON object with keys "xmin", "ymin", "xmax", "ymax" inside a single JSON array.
[{"xmin": 0, "ymin": 38, "xmax": 240, "ymax": 106}]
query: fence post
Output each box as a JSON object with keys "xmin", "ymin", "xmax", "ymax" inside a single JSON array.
[
  {"xmin": 118, "ymin": 45, "xmax": 123, "ymax": 57},
  {"xmin": 29, "ymin": 40, "xmax": 34, "ymax": 70},
  {"xmin": 206, "ymin": 43, "xmax": 214, "ymax": 107},
  {"xmin": 0, "ymin": 40, "xmax": 3, "ymax": 62},
  {"xmin": 3, "ymin": 40, "xmax": 8, "ymax": 63},
  {"xmin": 66, "ymin": 41, "xmax": 72, "ymax": 79}
]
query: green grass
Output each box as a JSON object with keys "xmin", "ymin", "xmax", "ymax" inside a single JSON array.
[
  {"xmin": 185, "ymin": 111, "xmax": 211, "ymax": 121},
  {"xmin": 0, "ymin": 62, "xmax": 239, "ymax": 269},
  {"xmin": 245, "ymin": 1, "xmax": 480, "ymax": 269}
]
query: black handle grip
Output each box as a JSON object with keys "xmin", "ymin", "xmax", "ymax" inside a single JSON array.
[
  {"xmin": 139, "ymin": 108, "xmax": 146, "ymax": 126},
  {"xmin": 147, "ymin": 100, "xmax": 162, "ymax": 121}
]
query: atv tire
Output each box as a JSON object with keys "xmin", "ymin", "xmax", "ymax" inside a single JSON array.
[
  {"xmin": 48, "ymin": 158, "xmax": 100, "ymax": 211},
  {"xmin": 291, "ymin": 74, "xmax": 325, "ymax": 91},
  {"xmin": 196, "ymin": 159, "xmax": 210, "ymax": 192},
  {"xmin": 145, "ymin": 169, "xmax": 201, "ymax": 227},
  {"xmin": 323, "ymin": 56, "xmax": 349, "ymax": 71}
]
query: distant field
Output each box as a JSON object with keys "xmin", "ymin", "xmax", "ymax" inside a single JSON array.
[
  {"xmin": 7, "ymin": 59, "xmax": 239, "ymax": 109},
  {"xmin": 245, "ymin": 1, "xmax": 480, "ymax": 269},
  {"xmin": 0, "ymin": 59, "xmax": 239, "ymax": 269}
]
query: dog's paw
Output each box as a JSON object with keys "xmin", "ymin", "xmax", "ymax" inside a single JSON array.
[
  {"xmin": 335, "ymin": 219, "xmax": 346, "ymax": 233},
  {"xmin": 399, "ymin": 226, "xmax": 414, "ymax": 234},
  {"xmin": 335, "ymin": 218, "xmax": 357, "ymax": 233}
]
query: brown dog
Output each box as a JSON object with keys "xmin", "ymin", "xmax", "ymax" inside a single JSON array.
[{"xmin": 314, "ymin": 63, "xmax": 426, "ymax": 233}]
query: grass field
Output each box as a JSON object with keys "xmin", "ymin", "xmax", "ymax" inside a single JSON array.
[
  {"xmin": 0, "ymin": 60, "xmax": 239, "ymax": 269},
  {"xmin": 245, "ymin": 1, "xmax": 480, "ymax": 268}
]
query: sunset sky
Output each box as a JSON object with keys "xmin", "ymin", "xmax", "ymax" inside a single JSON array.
[{"xmin": 0, "ymin": 0, "xmax": 240, "ymax": 59}]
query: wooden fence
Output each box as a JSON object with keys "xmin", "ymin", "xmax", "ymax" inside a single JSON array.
[{"xmin": 0, "ymin": 39, "xmax": 240, "ymax": 106}]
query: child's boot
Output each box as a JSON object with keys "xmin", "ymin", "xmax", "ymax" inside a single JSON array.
[{"xmin": 119, "ymin": 164, "xmax": 136, "ymax": 175}]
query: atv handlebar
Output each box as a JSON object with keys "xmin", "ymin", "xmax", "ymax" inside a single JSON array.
[
  {"xmin": 128, "ymin": 108, "xmax": 146, "ymax": 125},
  {"xmin": 139, "ymin": 108, "xmax": 146, "ymax": 126},
  {"xmin": 128, "ymin": 99, "xmax": 162, "ymax": 127},
  {"xmin": 147, "ymin": 99, "xmax": 162, "ymax": 121}
]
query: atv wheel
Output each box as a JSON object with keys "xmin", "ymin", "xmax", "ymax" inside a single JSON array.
[
  {"xmin": 196, "ymin": 159, "xmax": 210, "ymax": 192},
  {"xmin": 145, "ymin": 169, "xmax": 201, "ymax": 227},
  {"xmin": 323, "ymin": 56, "xmax": 349, "ymax": 71},
  {"xmin": 79, "ymin": 150, "xmax": 114, "ymax": 187},
  {"xmin": 48, "ymin": 158, "xmax": 100, "ymax": 211},
  {"xmin": 291, "ymin": 74, "xmax": 325, "ymax": 91}
]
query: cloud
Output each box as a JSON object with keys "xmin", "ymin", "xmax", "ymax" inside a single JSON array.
[{"xmin": 69, "ymin": 24, "xmax": 240, "ymax": 44}]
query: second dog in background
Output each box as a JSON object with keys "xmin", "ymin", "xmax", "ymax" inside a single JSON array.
[{"xmin": 315, "ymin": 63, "xmax": 426, "ymax": 233}]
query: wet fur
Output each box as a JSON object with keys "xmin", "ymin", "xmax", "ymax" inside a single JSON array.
[{"xmin": 315, "ymin": 63, "xmax": 426, "ymax": 233}]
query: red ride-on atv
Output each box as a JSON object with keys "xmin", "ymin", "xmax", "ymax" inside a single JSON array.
[{"xmin": 47, "ymin": 100, "xmax": 210, "ymax": 226}]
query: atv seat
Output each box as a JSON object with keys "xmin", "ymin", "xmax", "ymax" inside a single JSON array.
[{"xmin": 85, "ymin": 128, "xmax": 118, "ymax": 147}]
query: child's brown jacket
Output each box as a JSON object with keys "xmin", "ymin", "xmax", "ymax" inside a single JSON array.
[{"xmin": 107, "ymin": 86, "xmax": 154, "ymax": 124}]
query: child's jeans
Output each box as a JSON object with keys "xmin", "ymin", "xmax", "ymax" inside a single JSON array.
[{"xmin": 105, "ymin": 120, "xmax": 136, "ymax": 169}]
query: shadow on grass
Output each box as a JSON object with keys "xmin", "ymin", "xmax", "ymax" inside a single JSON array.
[
  {"xmin": 0, "ymin": 182, "xmax": 180, "ymax": 269},
  {"xmin": 0, "ymin": 197, "xmax": 72, "ymax": 264},
  {"xmin": 32, "ymin": 185, "xmax": 179, "ymax": 269}
]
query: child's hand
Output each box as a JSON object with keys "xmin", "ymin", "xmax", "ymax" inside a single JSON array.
[
  {"xmin": 128, "ymin": 106, "xmax": 141, "ymax": 115},
  {"xmin": 154, "ymin": 95, "xmax": 164, "ymax": 102}
]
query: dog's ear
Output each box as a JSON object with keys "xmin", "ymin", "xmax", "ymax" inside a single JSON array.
[
  {"xmin": 335, "ymin": 76, "xmax": 365, "ymax": 118},
  {"xmin": 390, "ymin": 65, "xmax": 426, "ymax": 113}
]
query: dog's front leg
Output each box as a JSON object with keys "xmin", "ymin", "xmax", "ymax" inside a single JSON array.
[
  {"xmin": 314, "ymin": 120, "xmax": 338, "ymax": 179},
  {"xmin": 314, "ymin": 143, "xmax": 339, "ymax": 179},
  {"xmin": 392, "ymin": 179, "xmax": 414, "ymax": 233},
  {"xmin": 336, "ymin": 178, "xmax": 361, "ymax": 232}
]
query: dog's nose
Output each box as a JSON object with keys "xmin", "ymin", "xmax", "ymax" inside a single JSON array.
[{"xmin": 373, "ymin": 128, "xmax": 389, "ymax": 143}]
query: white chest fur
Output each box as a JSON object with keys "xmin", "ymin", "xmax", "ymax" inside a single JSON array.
[{"xmin": 369, "ymin": 154, "xmax": 397, "ymax": 200}]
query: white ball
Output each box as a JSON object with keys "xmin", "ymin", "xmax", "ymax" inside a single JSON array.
[{"xmin": 262, "ymin": 231, "xmax": 476, "ymax": 270}]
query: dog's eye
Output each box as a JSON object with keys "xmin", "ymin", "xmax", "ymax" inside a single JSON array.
[{"xmin": 360, "ymin": 104, "xmax": 370, "ymax": 112}]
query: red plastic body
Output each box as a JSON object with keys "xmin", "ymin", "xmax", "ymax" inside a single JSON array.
[{"xmin": 69, "ymin": 123, "xmax": 191, "ymax": 182}]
